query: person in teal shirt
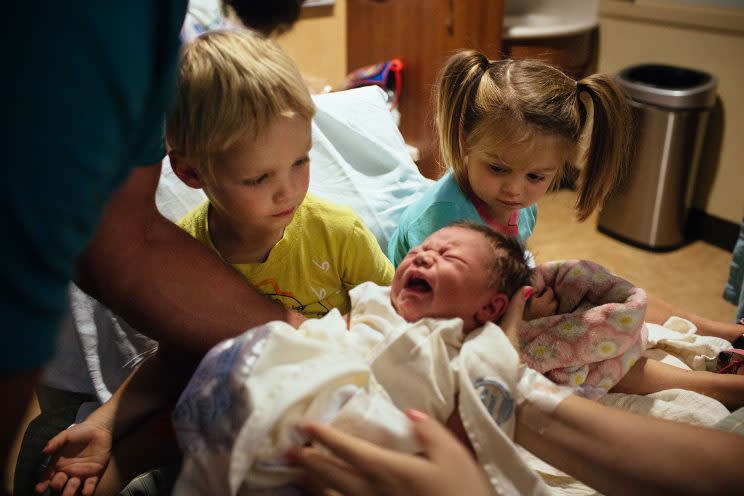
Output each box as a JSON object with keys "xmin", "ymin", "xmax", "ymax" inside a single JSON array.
[{"xmin": 3, "ymin": 2, "xmax": 306, "ymax": 490}]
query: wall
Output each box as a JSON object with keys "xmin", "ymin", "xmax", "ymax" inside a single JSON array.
[
  {"xmin": 275, "ymin": 0, "xmax": 347, "ymax": 90},
  {"xmin": 598, "ymin": 2, "xmax": 744, "ymax": 224}
]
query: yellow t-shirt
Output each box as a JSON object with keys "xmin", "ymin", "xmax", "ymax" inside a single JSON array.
[{"xmin": 177, "ymin": 194, "xmax": 394, "ymax": 318}]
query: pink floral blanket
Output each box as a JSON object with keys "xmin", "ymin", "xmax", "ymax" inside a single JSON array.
[{"xmin": 519, "ymin": 260, "xmax": 648, "ymax": 397}]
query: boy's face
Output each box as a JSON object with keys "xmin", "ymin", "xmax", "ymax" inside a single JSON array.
[
  {"xmin": 205, "ymin": 114, "xmax": 312, "ymax": 239},
  {"xmin": 465, "ymin": 131, "xmax": 565, "ymax": 224},
  {"xmin": 390, "ymin": 226, "xmax": 508, "ymax": 331}
]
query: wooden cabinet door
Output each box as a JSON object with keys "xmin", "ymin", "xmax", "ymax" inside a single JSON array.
[{"xmin": 347, "ymin": 0, "xmax": 504, "ymax": 178}]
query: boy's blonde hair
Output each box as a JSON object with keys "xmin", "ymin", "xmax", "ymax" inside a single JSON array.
[
  {"xmin": 434, "ymin": 51, "xmax": 632, "ymax": 221},
  {"xmin": 166, "ymin": 29, "xmax": 315, "ymax": 181}
]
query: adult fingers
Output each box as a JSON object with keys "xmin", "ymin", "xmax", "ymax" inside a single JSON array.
[
  {"xmin": 49, "ymin": 471, "xmax": 69, "ymax": 491},
  {"xmin": 34, "ymin": 479, "xmax": 50, "ymax": 494},
  {"xmin": 298, "ymin": 421, "xmax": 414, "ymax": 475},
  {"xmin": 500, "ymin": 286, "xmax": 531, "ymax": 349},
  {"xmin": 62, "ymin": 477, "xmax": 81, "ymax": 496},
  {"xmin": 406, "ymin": 409, "xmax": 469, "ymax": 463},
  {"xmin": 81, "ymin": 477, "xmax": 99, "ymax": 496},
  {"xmin": 35, "ymin": 462, "xmax": 56, "ymax": 492},
  {"xmin": 290, "ymin": 445, "xmax": 372, "ymax": 496},
  {"xmin": 42, "ymin": 432, "xmax": 67, "ymax": 455}
]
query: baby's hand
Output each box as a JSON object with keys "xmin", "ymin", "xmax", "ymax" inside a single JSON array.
[
  {"xmin": 35, "ymin": 421, "xmax": 113, "ymax": 496},
  {"xmin": 524, "ymin": 287, "xmax": 558, "ymax": 320}
]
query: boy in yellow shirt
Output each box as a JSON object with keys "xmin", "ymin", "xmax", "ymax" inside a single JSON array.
[{"xmin": 170, "ymin": 29, "xmax": 393, "ymax": 317}]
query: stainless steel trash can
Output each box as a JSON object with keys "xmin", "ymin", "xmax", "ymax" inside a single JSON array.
[{"xmin": 597, "ymin": 64, "xmax": 718, "ymax": 250}]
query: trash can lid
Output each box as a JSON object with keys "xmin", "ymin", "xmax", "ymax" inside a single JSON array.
[{"xmin": 616, "ymin": 64, "xmax": 718, "ymax": 110}]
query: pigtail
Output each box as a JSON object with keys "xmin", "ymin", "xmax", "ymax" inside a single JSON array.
[
  {"xmin": 574, "ymin": 74, "xmax": 633, "ymax": 221},
  {"xmin": 433, "ymin": 50, "xmax": 489, "ymax": 187}
]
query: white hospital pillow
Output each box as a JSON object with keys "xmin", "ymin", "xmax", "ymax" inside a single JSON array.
[{"xmin": 308, "ymin": 86, "xmax": 432, "ymax": 250}]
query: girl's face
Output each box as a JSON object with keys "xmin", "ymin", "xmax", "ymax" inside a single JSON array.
[
  {"xmin": 465, "ymin": 131, "xmax": 567, "ymax": 224},
  {"xmin": 205, "ymin": 114, "xmax": 312, "ymax": 243}
]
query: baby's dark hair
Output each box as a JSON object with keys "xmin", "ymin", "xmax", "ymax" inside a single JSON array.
[{"xmin": 450, "ymin": 220, "xmax": 533, "ymax": 297}]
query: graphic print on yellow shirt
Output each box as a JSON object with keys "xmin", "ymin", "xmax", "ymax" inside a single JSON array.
[{"xmin": 177, "ymin": 194, "xmax": 394, "ymax": 317}]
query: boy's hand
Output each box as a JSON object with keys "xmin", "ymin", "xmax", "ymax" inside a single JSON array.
[{"xmin": 35, "ymin": 421, "xmax": 113, "ymax": 496}]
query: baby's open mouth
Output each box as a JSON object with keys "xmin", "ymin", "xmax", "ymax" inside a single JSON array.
[{"xmin": 405, "ymin": 277, "xmax": 432, "ymax": 293}]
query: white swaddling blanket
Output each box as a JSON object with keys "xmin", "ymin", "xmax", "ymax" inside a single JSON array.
[{"xmin": 172, "ymin": 282, "xmax": 550, "ymax": 496}]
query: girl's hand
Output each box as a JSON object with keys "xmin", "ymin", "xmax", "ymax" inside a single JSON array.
[
  {"xmin": 287, "ymin": 409, "xmax": 492, "ymax": 496},
  {"xmin": 34, "ymin": 421, "xmax": 112, "ymax": 496}
]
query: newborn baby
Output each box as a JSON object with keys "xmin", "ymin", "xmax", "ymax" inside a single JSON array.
[{"xmin": 173, "ymin": 221, "xmax": 552, "ymax": 496}]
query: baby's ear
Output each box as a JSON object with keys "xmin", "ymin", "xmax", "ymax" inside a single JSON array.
[
  {"xmin": 169, "ymin": 151, "xmax": 205, "ymax": 189},
  {"xmin": 476, "ymin": 292, "xmax": 509, "ymax": 324}
]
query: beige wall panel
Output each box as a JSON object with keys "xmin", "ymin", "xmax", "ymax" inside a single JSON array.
[
  {"xmin": 275, "ymin": 0, "xmax": 347, "ymax": 90},
  {"xmin": 598, "ymin": 16, "xmax": 744, "ymax": 223}
]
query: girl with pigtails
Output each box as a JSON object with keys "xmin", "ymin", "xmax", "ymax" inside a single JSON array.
[
  {"xmin": 387, "ymin": 50, "xmax": 744, "ymax": 406},
  {"xmin": 387, "ymin": 50, "xmax": 632, "ymax": 266}
]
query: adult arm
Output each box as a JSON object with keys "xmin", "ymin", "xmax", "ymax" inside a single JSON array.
[
  {"xmin": 646, "ymin": 293, "xmax": 743, "ymax": 342},
  {"xmin": 76, "ymin": 162, "xmax": 304, "ymax": 353},
  {"xmin": 516, "ymin": 395, "xmax": 744, "ymax": 496},
  {"xmin": 40, "ymin": 163, "xmax": 306, "ymax": 494},
  {"xmin": 511, "ymin": 287, "xmax": 744, "ymax": 495}
]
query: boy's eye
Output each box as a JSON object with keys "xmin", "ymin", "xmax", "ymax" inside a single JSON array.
[
  {"xmin": 244, "ymin": 173, "xmax": 269, "ymax": 186},
  {"xmin": 293, "ymin": 156, "xmax": 310, "ymax": 167}
]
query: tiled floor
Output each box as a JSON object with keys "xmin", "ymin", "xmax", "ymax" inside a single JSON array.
[{"xmin": 530, "ymin": 189, "xmax": 737, "ymax": 322}]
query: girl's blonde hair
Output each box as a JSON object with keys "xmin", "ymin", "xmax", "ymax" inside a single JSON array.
[
  {"xmin": 166, "ymin": 29, "xmax": 315, "ymax": 180},
  {"xmin": 434, "ymin": 50, "xmax": 632, "ymax": 221}
]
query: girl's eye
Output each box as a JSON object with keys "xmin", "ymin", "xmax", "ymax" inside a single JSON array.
[
  {"xmin": 489, "ymin": 164, "xmax": 506, "ymax": 174},
  {"xmin": 527, "ymin": 173, "xmax": 547, "ymax": 182},
  {"xmin": 244, "ymin": 173, "xmax": 269, "ymax": 186},
  {"xmin": 293, "ymin": 156, "xmax": 310, "ymax": 167}
]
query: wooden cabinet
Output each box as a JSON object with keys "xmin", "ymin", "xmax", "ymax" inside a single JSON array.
[
  {"xmin": 347, "ymin": 0, "xmax": 504, "ymax": 179},
  {"xmin": 501, "ymin": 28, "xmax": 599, "ymax": 80}
]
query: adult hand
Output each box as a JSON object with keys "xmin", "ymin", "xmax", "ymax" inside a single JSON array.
[
  {"xmin": 523, "ymin": 287, "xmax": 557, "ymax": 321},
  {"xmin": 288, "ymin": 409, "xmax": 492, "ymax": 496},
  {"xmin": 499, "ymin": 286, "xmax": 532, "ymax": 350},
  {"xmin": 34, "ymin": 421, "xmax": 112, "ymax": 496}
]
